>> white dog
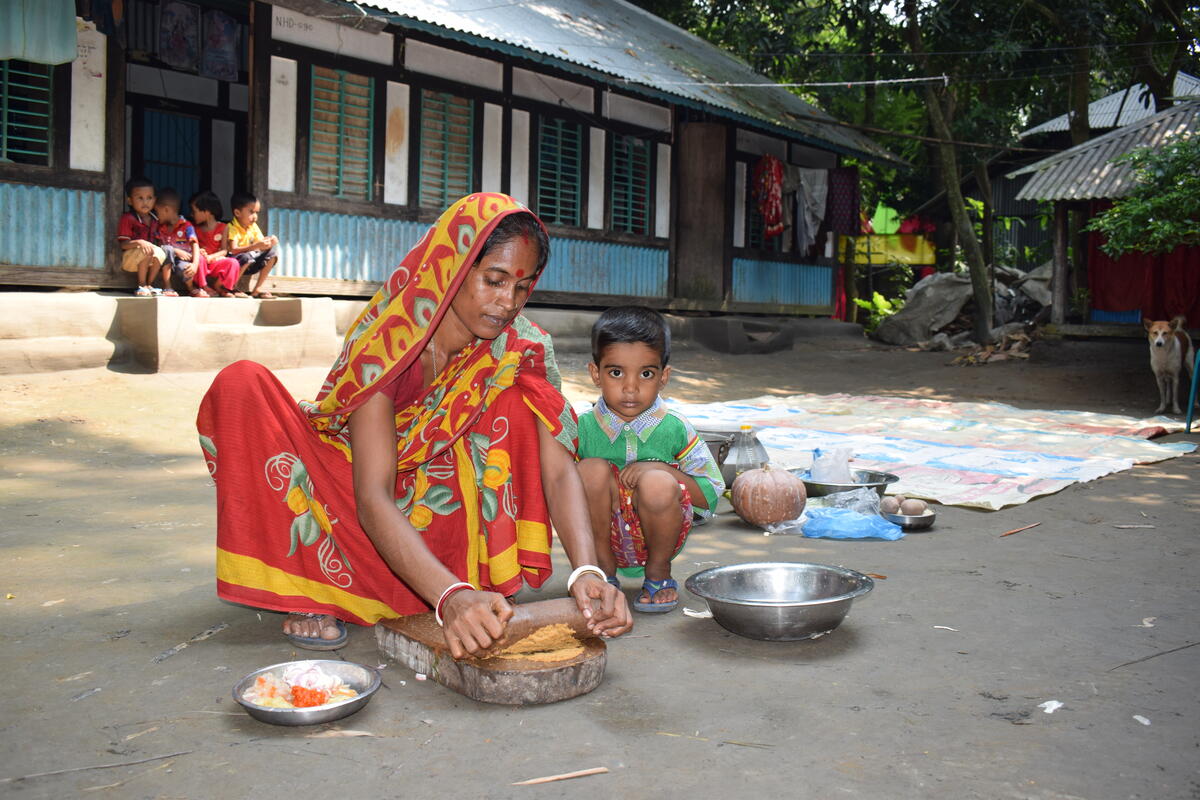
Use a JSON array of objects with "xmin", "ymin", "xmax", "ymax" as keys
[{"xmin": 1143, "ymin": 316, "xmax": 1195, "ymax": 415}]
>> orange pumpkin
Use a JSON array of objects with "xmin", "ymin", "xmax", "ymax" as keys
[{"xmin": 730, "ymin": 466, "xmax": 807, "ymax": 527}]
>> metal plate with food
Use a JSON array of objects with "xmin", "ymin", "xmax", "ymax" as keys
[{"xmin": 233, "ymin": 659, "xmax": 381, "ymax": 726}]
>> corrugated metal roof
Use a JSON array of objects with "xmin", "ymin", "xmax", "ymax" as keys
[
  {"xmin": 1008, "ymin": 100, "xmax": 1200, "ymax": 201},
  {"xmin": 343, "ymin": 0, "xmax": 902, "ymax": 165},
  {"xmin": 1019, "ymin": 73, "xmax": 1200, "ymax": 139}
]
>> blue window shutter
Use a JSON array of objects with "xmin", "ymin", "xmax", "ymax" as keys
[
  {"xmin": 0, "ymin": 60, "xmax": 53, "ymax": 166},
  {"xmin": 418, "ymin": 90, "xmax": 474, "ymax": 209},
  {"xmin": 309, "ymin": 66, "xmax": 374, "ymax": 201},
  {"xmin": 536, "ymin": 116, "xmax": 582, "ymax": 226}
]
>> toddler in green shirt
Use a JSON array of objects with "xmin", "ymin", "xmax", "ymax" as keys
[{"xmin": 576, "ymin": 306, "xmax": 724, "ymax": 613}]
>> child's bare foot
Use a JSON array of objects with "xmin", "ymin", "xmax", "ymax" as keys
[{"xmin": 283, "ymin": 613, "xmax": 347, "ymax": 650}]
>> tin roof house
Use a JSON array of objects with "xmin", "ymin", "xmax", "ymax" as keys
[{"xmin": 0, "ymin": 0, "xmax": 900, "ymax": 315}]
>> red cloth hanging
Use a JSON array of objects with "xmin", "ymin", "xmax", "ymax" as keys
[{"xmin": 751, "ymin": 155, "xmax": 785, "ymax": 239}]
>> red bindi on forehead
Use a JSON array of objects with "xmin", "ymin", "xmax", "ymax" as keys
[{"xmin": 515, "ymin": 269, "xmax": 526, "ymax": 277}]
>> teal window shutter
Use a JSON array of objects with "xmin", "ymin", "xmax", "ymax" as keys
[
  {"xmin": 0, "ymin": 60, "xmax": 53, "ymax": 166},
  {"xmin": 419, "ymin": 90, "xmax": 474, "ymax": 210},
  {"xmin": 610, "ymin": 134, "xmax": 651, "ymax": 235},
  {"xmin": 536, "ymin": 116, "xmax": 582, "ymax": 227},
  {"xmin": 309, "ymin": 66, "xmax": 374, "ymax": 201}
]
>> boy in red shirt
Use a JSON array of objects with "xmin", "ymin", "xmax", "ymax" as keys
[
  {"xmin": 188, "ymin": 190, "xmax": 243, "ymax": 297},
  {"xmin": 117, "ymin": 177, "xmax": 170, "ymax": 296},
  {"xmin": 152, "ymin": 188, "xmax": 205, "ymax": 297}
]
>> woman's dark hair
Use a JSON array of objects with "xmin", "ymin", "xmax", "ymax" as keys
[
  {"xmin": 591, "ymin": 305, "xmax": 671, "ymax": 366},
  {"xmin": 475, "ymin": 211, "xmax": 550, "ymax": 276},
  {"xmin": 189, "ymin": 189, "xmax": 224, "ymax": 219}
]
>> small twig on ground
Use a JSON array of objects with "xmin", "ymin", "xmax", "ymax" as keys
[
  {"xmin": 1, "ymin": 751, "xmax": 193, "ymax": 783},
  {"xmin": 1000, "ymin": 522, "xmax": 1041, "ymax": 537},
  {"xmin": 1108, "ymin": 641, "xmax": 1200, "ymax": 672},
  {"xmin": 512, "ymin": 767, "xmax": 608, "ymax": 786}
]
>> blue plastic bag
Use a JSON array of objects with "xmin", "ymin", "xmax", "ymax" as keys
[{"xmin": 801, "ymin": 507, "xmax": 904, "ymax": 540}]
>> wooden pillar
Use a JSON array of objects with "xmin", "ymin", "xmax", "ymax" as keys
[
  {"xmin": 103, "ymin": 32, "xmax": 126, "ymax": 276},
  {"xmin": 673, "ymin": 122, "xmax": 727, "ymax": 304},
  {"xmin": 1051, "ymin": 201, "xmax": 1068, "ymax": 324},
  {"xmin": 249, "ymin": 2, "xmax": 271, "ymax": 229}
]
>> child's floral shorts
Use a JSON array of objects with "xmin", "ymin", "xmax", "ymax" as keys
[{"xmin": 608, "ymin": 463, "xmax": 693, "ymax": 568}]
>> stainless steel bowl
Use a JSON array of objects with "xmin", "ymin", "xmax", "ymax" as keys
[
  {"xmin": 881, "ymin": 508, "xmax": 936, "ymax": 531},
  {"xmin": 684, "ymin": 562, "xmax": 874, "ymax": 641},
  {"xmin": 792, "ymin": 468, "xmax": 899, "ymax": 498},
  {"xmin": 233, "ymin": 659, "xmax": 381, "ymax": 726}
]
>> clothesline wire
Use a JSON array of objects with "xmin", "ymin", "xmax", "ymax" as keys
[{"xmin": 630, "ymin": 75, "xmax": 948, "ymax": 88}]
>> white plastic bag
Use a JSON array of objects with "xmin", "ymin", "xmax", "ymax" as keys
[{"xmin": 810, "ymin": 447, "xmax": 854, "ymax": 483}]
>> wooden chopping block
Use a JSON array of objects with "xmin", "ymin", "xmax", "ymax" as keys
[{"xmin": 374, "ymin": 598, "xmax": 607, "ymax": 706}]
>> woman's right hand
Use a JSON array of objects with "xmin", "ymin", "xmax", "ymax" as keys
[{"xmin": 440, "ymin": 589, "xmax": 514, "ymax": 658}]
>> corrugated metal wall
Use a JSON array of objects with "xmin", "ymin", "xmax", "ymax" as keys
[
  {"xmin": 732, "ymin": 258, "xmax": 833, "ymax": 307},
  {"xmin": 270, "ymin": 210, "xmax": 669, "ymax": 298},
  {"xmin": 538, "ymin": 237, "xmax": 668, "ymax": 298},
  {"xmin": 0, "ymin": 183, "xmax": 106, "ymax": 268},
  {"xmin": 272, "ymin": 207, "xmax": 428, "ymax": 282}
]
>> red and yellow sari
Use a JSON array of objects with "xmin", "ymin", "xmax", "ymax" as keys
[{"xmin": 196, "ymin": 194, "xmax": 576, "ymax": 625}]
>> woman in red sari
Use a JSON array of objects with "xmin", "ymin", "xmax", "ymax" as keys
[{"xmin": 197, "ymin": 193, "xmax": 631, "ymax": 657}]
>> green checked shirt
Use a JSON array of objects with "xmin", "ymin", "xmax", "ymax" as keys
[{"xmin": 577, "ymin": 396, "xmax": 724, "ymax": 517}]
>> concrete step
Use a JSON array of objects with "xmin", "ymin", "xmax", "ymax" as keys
[
  {"xmin": 0, "ymin": 292, "xmax": 120, "ymax": 340},
  {"xmin": 0, "ymin": 335, "xmax": 128, "ymax": 374}
]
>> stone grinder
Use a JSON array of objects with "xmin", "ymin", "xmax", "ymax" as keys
[{"xmin": 375, "ymin": 597, "xmax": 607, "ymax": 705}]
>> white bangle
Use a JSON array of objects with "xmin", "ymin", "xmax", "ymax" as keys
[
  {"xmin": 434, "ymin": 581, "xmax": 474, "ymax": 627},
  {"xmin": 566, "ymin": 564, "xmax": 607, "ymax": 592}
]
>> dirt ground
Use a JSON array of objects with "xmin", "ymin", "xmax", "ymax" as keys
[{"xmin": 2, "ymin": 322, "xmax": 1198, "ymax": 799}]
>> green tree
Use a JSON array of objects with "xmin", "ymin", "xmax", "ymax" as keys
[{"xmin": 1086, "ymin": 134, "xmax": 1200, "ymax": 256}]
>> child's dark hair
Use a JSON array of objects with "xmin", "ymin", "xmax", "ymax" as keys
[
  {"xmin": 189, "ymin": 189, "xmax": 224, "ymax": 219},
  {"xmin": 476, "ymin": 211, "xmax": 550, "ymax": 275},
  {"xmin": 591, "ymin": 306, "xmax": 671, "ymax": 366},
  {"xmin": 124, "ymin": 176, "xmax": 154, "ymax": 196},
  {"xmin": 230, "ymin": 191, "xmax": 257, "ymax": 212},
  {"xmin": 155, "ymin": 187, "xmax": 181, "ymax": 211}
]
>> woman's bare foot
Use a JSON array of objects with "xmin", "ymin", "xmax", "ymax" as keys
[{"xmin": 283, "ymin": 613, "xmax": 343, "ymax": 642}]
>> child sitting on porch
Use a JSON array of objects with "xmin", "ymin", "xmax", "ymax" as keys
[
  {"xmin": 575, "ymin": 306, "xmax": 724, "ymax": 613},
  {"xmin": 117, "ymin": 177, "xmax": 170, "ymax": 297},
  {"xmin": 188, "ymin": 190, "xmax": 243, "ymax": 297},
  {"xmin": 227, "ymin": 191, "xmax": 280, "ymax": 299},
  {"xmin": 152, "ymin": 188, "xmax": 209, "ymax": 297}
]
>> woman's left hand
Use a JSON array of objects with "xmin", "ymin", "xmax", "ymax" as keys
[{"xmin": 569, "ymin": 573, "xmax": 632, "ymax": 638}]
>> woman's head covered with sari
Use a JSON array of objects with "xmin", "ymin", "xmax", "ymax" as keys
[{"xmin": 303, "ymin": 193, "xmax": 563, "ymax": 456}]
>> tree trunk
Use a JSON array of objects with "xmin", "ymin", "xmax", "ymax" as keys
[
  {"xmin": 973, "ymin": 162, "xmax": 995, "ymax": 270},
  {"xmin": 905, "ymin": 0, "xmax": 993, "ymax": 343}
]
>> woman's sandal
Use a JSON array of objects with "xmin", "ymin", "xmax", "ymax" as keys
[
  {"xmin": 633, "ymin": 577, "xmax": 679, "ymax": 613},
  {"xmin": 285, "ymin": 613, "xmax": 348, "ymax": 651},
  {"xmin": 606, "ymin": 575, "xmax": 621, "ymax": 589}
]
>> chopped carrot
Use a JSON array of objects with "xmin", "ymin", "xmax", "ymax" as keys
[{"xmin": 291, "ymin": 686, "xmax": 330, "ymax": 707}]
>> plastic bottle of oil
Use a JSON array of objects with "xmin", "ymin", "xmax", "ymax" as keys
[{"xmin": 732, "ymin": 424, "xmax": 769, "ymax": 476}]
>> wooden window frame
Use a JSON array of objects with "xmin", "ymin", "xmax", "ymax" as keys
[
  {"xmin": 415, "ymin": 87, "xmax": 477, "ymax": 211},
  {"xmin": 534, "ymin": 113, "xmax": 584, "ymax": 228},
  {"xmin": 307, "ymin": 64, "xmax": 375, "ymax": 202}
]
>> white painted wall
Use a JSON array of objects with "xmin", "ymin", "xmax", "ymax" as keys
[
  {"xmin": 513, "ymin": 68, "xmax": 593, "ymax": 113},
  {"xmin": 405, "ymin": 40, "xmax": 502, "ymax": 91},
  {"xmin": 482, "ymin": 102, "xmax": 502, "ymax": 194},
  {"xmin": 271, "ymin": 6, "xmax": 392, "ymax": 65},
  {"xmin": 267, "ymin": 56, "xmax": 297, "ymax": 193},
  {"xmin": 127, "ymin": 64, "xmax": 218, "ymax": 106},
  {"xmin": 211, "ymin": 120, "xmax": 235, "ymax": 211},
  {"xmin": 655, "ymin": 142, "xmax": 671, "ymax": 238},
  {"xmin": 383, "ymin": 81, "xmax": 410, "ymax": 205},
  {"xmin": 587, "ymin": 127, "xmax": 604, "ymax": 229},
  {"xmin": 509, "ymin": 109, "xmax": 530, "ymax": 205},
  {"xmin": 604, "ymin": 92, "xmax": 671, "ymax": 132},
  {"xmin": 69, "ymin": 21, "xmax": 106, "ymax": 172},
  {"xmin": 733, "ymin": 161, "xmax": 746, "ymax": 248}
]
